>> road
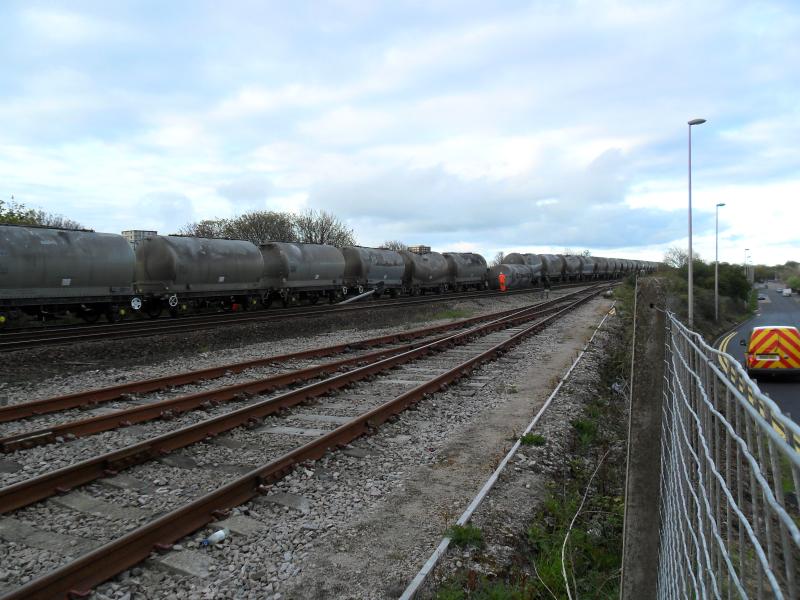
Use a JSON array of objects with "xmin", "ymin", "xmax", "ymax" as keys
[{"xmin": 716, "ymin": 281, "xmax": 800, "ymax": 418}]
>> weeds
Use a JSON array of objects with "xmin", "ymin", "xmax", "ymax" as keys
[
  {"xmin": 432, "ymin": 309, "xmax": 472, "ymax": 320},
  {"xmin": 572, "ymin": 418, "xmax": 598, "ymax": 449},
  {"xmin": 448, "ymin": 524, "xmax": 484, "ymax": 548},
  {"xmin": 520, "ymin": 433, "xmax": 546, "ymax": 447}
]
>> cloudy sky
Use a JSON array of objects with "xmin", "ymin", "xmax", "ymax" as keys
[{"xmin": 1, "ymin": 0, "xmax": 798, "ymax": 264}]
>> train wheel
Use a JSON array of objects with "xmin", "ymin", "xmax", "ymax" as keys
[
  {"xmin": 81, "ymin": 308, "xmax": 100, "ymax": 323},
  {"xmin": 145, "ymin": 302, "xmax": 162, "ymax": 319},
  {"xmin": 309, "ymin": 293, "xmax": 319, "ymax": 305},
  {"xmin": 105, "ymin": 306, "xmax": 123, "ymax": 323},
  {"xmin": 262, "ymin": 294, "xmax": 273, "ymax": 309}
]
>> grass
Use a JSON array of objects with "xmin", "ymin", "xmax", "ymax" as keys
[
  {"xmin": 447, "ymin": 524, "xmax": 484, "ymax": 548},
  {"xmin": 431, "ymin": 309, "xmax": 472, "ymax": 320},
  {"xmin": 520, "ymin": 433, "xmax": 546, "ymax": 447},
  {"xmin": 572, "ymin": 418, "xmax": 598, "ymax": 449}
]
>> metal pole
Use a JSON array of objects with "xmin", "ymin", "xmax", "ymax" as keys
[
  {"xmin": 686, "ymin": 118, "xmax": 706, "ymax": 329},
  {"xmin": 688, "ymin": 124, "xmax": 694, "ymax": 329},
  {"xmin": 715, "ymin": 205, "xmax": 720, "ymax": 322}
]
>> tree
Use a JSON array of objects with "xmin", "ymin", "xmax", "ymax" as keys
[
  {"xmin": 293, "ymin": 209, "xmax": 356, "ymax": 246},
  {"xmin": 380, "ymin": 240, "xmax": 407, "ymax": 251},
  {"xmin": 30, "ymin": 210, "xmax": 83, "ymax": 230},
  {"xmin": 491, "ymin": 251, "xmax": 505, "ymax": 267},
  {"xmin": 1, "ymin": 197, "xmax": 83, "ymax": 229},
  {"xmin": 178, "ymin": 219, "xmax": 229, "ymax": 238},
  {"xmin": 227, "ymin": 211, "xmax": 296, "ymax": 244},
  {"xmin": 663, "ymin": 247, "xmax": 701, "ymax": 269}
]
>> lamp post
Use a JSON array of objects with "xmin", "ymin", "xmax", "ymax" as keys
[
  {"xmin": 744, "ymin": 248, "xmax": 751, "ymax": 283},
  {"xmin": 687, "ymin": 118, "xmax": 706, "ymax": 329},
  {"xmin": 714, "ymin": 202, "xmax": 725, "ymax": 322}
]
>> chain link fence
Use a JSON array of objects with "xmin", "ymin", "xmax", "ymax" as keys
[{"xmin": 658, "ymin": 313, "xmax": 800, "ymax": 599}]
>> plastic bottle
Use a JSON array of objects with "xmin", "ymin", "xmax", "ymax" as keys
[{"xmin": 201, "ymin": 528, "xmax": 230, "ymax": 546}]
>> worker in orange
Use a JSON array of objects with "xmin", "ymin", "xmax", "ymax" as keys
[{"xmin": 498, "ymin": 271, "xmax": 507, "ymax": 292}]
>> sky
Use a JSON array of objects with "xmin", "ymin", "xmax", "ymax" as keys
[{"xmin": 0, "ymin": 0, "xmax": 798, "ymax": 265}]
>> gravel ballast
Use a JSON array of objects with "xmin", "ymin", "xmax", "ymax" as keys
[{"xmin": 0, "ymin": 288, "xmax": 616, "ymax": 599}]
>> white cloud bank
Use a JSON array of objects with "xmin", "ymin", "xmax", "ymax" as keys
[{"xmin": 0, "ymin": 0, "xmax": 797, "ymax": 265}]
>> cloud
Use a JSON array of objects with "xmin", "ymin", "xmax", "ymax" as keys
[
  {"xmin": 0, "ymin": 1, "xmax": 797, "ymax": 265},
  {"xmin": 217, "ymin": 177, "xmax": 274, "ymax": 207}
]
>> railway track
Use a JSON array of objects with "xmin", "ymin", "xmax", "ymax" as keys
[
  {"xmin": 0, "ymin": 283, "xmax": 611, "ymax": 599},
  {"xmin": 0, "ymin": 280, "xmax": 606, "ymax": 352}
]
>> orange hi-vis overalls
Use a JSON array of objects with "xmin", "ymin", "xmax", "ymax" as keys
[{"xmin": 498, "ymin": 272, "xmax": 507, "ymax": 292}]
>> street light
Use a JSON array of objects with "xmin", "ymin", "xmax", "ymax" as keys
[
  {"xmin": 687, "ymin": 117, "xmax": 706, "ymax": 329},
  {"xmin": 715, "ymin": 202, "xmax": 726, "ymax": 322},
  {"xmin": 744, "ymin": 248, "xmax": 751, "ymax": 282}
]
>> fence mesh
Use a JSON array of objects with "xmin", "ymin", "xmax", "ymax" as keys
[{"xmin": 658, "ymin": 313, "xmax": 800, "ymax": 599}]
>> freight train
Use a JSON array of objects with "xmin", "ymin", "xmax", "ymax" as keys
[{"xmin": 0, "ymin": 224, "xmax": 658, "ymax": 326}]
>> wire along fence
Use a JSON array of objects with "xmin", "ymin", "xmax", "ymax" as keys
[{"xmin": 659, "ymin": 313, "xmax": 800, "ymax": 599}]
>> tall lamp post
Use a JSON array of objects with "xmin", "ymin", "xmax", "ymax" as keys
[
  {"xmin": 744, "ymin": 248, "xmax": 751, "ymax": 282},
  {"xmin": 687, "ymin": 118, "xmax": 707, "ymax": 329},
  {"xmin": 714, "ymin": 202, "xmax": 726, "ymax": 322}
]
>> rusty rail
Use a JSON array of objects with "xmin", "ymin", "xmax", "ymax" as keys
[
  {"xmin": 0, "ymin": 282, "xmax": 606, "ymax": 600},
  {"xmin": 0, "ymin": 280, "xmax": 604, "ymax": 352},
  {"xmin": 0, "ymin": 287, "xmax": 606, "ymax": 515},
  {"xmin": 0, "ymin": 296, "xmax": 569, "ymax": 424}
]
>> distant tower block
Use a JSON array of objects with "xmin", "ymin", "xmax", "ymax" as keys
[
  {"xmin": 122, "ymin": 230, "xmax": 157, "ymax": 249},
  {"xmin": 407, "ymin": 245, "xmax": 431, "ymax": 255}
]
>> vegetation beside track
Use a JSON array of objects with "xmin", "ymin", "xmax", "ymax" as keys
[
  {"xmin": 429, "ymin": 284, "xmax": 634, "ymax": 599},
  {"xmin": 654, "ymin": 263, "xmax": 753, "ymax": 341}
]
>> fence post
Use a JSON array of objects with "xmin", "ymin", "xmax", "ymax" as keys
[{"xmin": 621, "ymin": 277, "xmax": 666, "ymax": 600}]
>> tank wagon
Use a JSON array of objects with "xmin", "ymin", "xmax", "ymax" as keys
[
  {"xmin": 538, "ymin": 254, "xmax": 565, "ymax": 284},
  {"xmin": 593, "ymin": 257, "xmax": 609, "ymax": 279},
  {"xmin": 487, "ymin": 264, "xmax": 533, "ymax": 290},
  {"xmin": 399, "ymin": 250, "xmax": 450, "ymax": 294},
  {"xmin": 444, "ymin": 252, "xmax": 488, "ymax": 291},
  {"xmin": 561, "ymin": 255, "xmax": 581, "ymax": 281},
  {"xmin": 341, "ymin": 246, "xmax": 405, "ymax": 297},
  {"xmin": 259, "ymin": 242, "xmax": 346, "ymax": 306},
  {"xmin": 0, "ymin": 224, "xmax": 136, "ymax": 323},
  {"xmin": 503, "ymin": 253, "xmax": 543, "ymax": 284},
  {"xmin": 578, "ymin": 256, "xmax": 596, "ymax": 280},
  {"xmin": 0, "ymin": 222, "xmax": 658, "ymax": 327},
  {"xmin": 134, "ymin": 235, "xmax": 264, "ymax": 316}
]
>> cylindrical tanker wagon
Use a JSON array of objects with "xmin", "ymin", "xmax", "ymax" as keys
[
  {"xmin": 443, "ymin": 252, "xmax": 488, "ymax": 291},
  {"xmin": 578, "ymin": 256, "xmax": 595, "ymax": 280},
  {"xmin": 593, "ymin": 257, "xmax": 609, "ymax": 279},
  {"xmin": 399, "ymin": 250, "xmax": 450, "ymax": 294},
  {"xmin": 134, "ymin": 235, "xmax": 264, "ymax": 316},
  {"xmin": 0, "ymin": 224, "xmax": 136, "ymax": 323},
  {"xmin": 562, "ymin": 255, "xmax": 581, "ymax": 281},
  {"xmin": 503, "ymin": 253, "xmax": 542, "ymax": 284},
  {"xmin": 260, "ymin": 242, "xmax": 346, "ymax": 306},
  {"xmin": 488, "ymin": 264, "xmax": 533, "ymax": 290},
  {"xmin": 537, "ymin": 254, "xmax": 565, "ymax": 284},
  {"xmin": 342, "ymin": 246, "xmax": 405, "ymax": 297}
]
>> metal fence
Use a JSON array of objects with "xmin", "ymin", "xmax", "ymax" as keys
[{"xmin": 658, "ymin": 313, "xmax": 800, "ymax": 599}]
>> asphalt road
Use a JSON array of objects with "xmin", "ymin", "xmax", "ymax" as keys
[{"xmin": 716, "ymin": 281, "xmax": 800, "ymax": 418}]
